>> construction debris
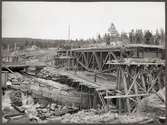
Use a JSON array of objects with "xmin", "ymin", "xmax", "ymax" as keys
[
  {"xmin": 47, "ymin": 109, "xmax": 119, "ymax": 123},
  {"xmin": 10, "ymin": 91, "xmax": 23, "ymax": 106},
  {"xmin": 9, "ymin": 72, "xmax": 91, "ymax": 108},
  {"xmin": 2, "ymin": 89, "xmax": 79, "ymax": 123},
  {"xmin": 137, "ymin": 87, "xmax": 165, "ymax": 120}
]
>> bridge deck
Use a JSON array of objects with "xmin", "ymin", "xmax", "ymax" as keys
[
  {"xmin": 71, "ymin": 44, "xmax": 164, "ymax": 52},
  {"xmin": 106, "ymin": 58, "xmax": 165, "ymax": 66}
]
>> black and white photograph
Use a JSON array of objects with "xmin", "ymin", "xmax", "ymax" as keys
[{"xmin": 1, "ymin": 1, "xmax": 166, "ymax": 124}]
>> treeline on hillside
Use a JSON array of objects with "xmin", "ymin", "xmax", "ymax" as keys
[
  {"xmin": 2, "ymin": 37, "xmax": 97, "ymax": 51},
  {"xmin": 2, "ymin": 38, "xmax": 72, "ymax": 50},
  {"xmin": 2, "ymin": 23, "xmax": 165, "ymax": 51}
]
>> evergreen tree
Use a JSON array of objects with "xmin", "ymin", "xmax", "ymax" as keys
[
  {"xmin": 135, "ymin": 29, "xmax": 143, "ymax": 44},
  {"xmin": 120, "ymin": 32, "xmax": 129, "ymax": 42},
  {"xmin": 129, "ymin": 29, "xmax": 135, "ymax": 43},
  {"xmin": 144, "ymin": 30, "xmax": 153, "ymax": 44},
  {"xmin": 154, "ymin": 29, "xmax": 161, "ymax": 45},
  {"xmin": 97, "ymin": 34, "xmax": 102, "ymax": 43},
  {"xmin": 160, "ymin": 28, "xmax": 165, "ymax": 46},
  {"xmin": 104, "ymin": 33, "xmax": 111, "ymax": 45}
]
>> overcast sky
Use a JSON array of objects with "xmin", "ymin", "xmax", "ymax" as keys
[{"xmin": 2, "ymin": 2, "xmax": 165, "ymax": 40}]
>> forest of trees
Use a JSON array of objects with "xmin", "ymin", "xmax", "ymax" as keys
[
  {"xmin": 95, "ymin": 23, "xmax": 165, "ymax": 46},
  {"xmin": 1, "ymin": 23, "xmax": 165, "ymax": 51}
]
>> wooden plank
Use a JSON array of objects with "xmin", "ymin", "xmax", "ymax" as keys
[
  {"xmin": 104, "ymin": 94, "xmax": 148, "ymax": 99},
  {"xmin": 5, "ymin": 67, "xmax": 14, "ymax": 73},
  {"xmin": 106, "ymin": 62, "xmax": 165, "ymax": 66},
  {"xmin": 100, "ymin": 67, "xmax": 117, "ymax": 73},
  {"xmin": 96, "ymin": 88, "xmax": 109, "ymax": 91}
]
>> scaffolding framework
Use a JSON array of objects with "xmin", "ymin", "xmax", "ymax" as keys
[{"xmin": 69, "ymin": 44, "xmax": 165, "ymax": 113}]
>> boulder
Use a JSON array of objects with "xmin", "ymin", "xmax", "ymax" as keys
[{"xmin": 137, "ymin": 87, "xmax": 165, "ymax": 118}]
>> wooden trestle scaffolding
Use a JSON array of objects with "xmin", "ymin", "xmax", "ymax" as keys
[
  {"xmin": 56, "ymin": 44, "xmax": 165, "ymax": 113},
  {"xmin": 104, "ymin": 63, "xmax": 165, "ymax": 113}
]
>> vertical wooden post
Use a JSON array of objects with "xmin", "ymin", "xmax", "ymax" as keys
[
  {"xmin": 100, "ymin": 52, "xmax": 103, "ymax": 71},
  {"xmin": 141, "ymin": 67, "xmax": 147, "ymax": 93},
  {"xmin": 120, "ymin": 48, "xmax": 123, "ymax": 60},
  {"xmin": 142, "ymin": 48, "xmax": 144, "ymax": 58},
  {"xmin": 92, "ymin": 53, "xmax": 95, "ymax": 71},
  {"xmin": 93, "ymin": 90, "xmax": 97, "ymax": 109},
  {"xmin": 116, "ymin": 66, "xmax": 122, "ymax": 114},
  {"xmin": 163, "ymin": 69, "xmax": 165, "ymax": 87},
  {"xmin": 7, "ymin": 44, "xmax": 10, "ymax": 62},
  {"xmin": 89, "ymin": 88, "xmax": 92, "ymax": 109},
  {"xmin": 75, "ymin": 53, "xmax": 78, "ymax": 73},
  {"xmin": 108, "ymin": 52, "xmax": 111, "ymax": 70},
  {"xmin": 94, "ymin": 73, "xmax": 97, "ymax": 82},
  {"xmin": 158, "ymin": 67, "xmax": 162, "ymax": 89},
  {"xmin": 80, "ymin": 85, "xmax": 82, "ymax": 109},
  {"xmin": 137, "ymin": 48, "xmax": 139, "ymax": 58},
  {"xmin": 133, "ymin": 66, "xmax": 140, "ymax": 105},
  {"xmin": 122, "ymin": 68, "xmax": 130, "ymax": 113},
  {"xmin": 87, "ymin": 88, "xmax": 90, "ymax": 109},
  {"xmin": 106, "ymin": 89, "xmax": 109, "ymax": 111},
  {"xmin": 87, "ymin": 52, "xmax": 89, "ymax": 69},
  {"xmin": 83, "ymin": 52, "xmax": 88, "ymax": 69}
]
